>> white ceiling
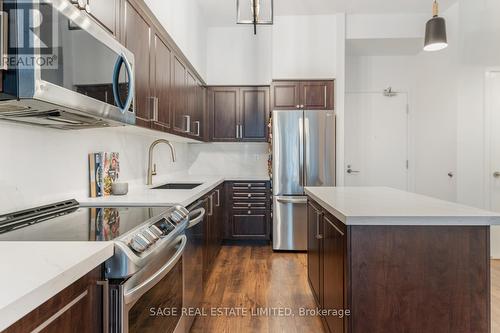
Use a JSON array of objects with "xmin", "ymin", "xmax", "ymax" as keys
[{"xmin": 198, "ymin": 0, "xmax": 458, "ymax": 26}]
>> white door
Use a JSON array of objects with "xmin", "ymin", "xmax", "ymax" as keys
[
  {"xmin": 487, "ymin": 71, "xmax": 500, "ymax": 259},
  {"xmin": 345, "ymin": 92, "xmax": 409, "ymax": 190}
]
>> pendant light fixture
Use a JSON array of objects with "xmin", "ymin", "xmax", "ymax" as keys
[
  {"xmin": 236, "ymin": 0, "xmax": 273, "ymax": 35},
  {"xmin": 424, "ymin": 0, "xmax": 448, "ymax": 51}
]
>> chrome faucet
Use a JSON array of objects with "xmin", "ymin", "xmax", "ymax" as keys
[{"xmin": 147, "ymin": 139, "xmax": 176, "ymax": 185}]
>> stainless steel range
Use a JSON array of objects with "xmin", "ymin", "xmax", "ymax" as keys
[{"xmin": 0, "ymin": 199, "xmax": 205, "ymax": 333}]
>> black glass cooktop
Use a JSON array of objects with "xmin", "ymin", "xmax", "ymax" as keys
[{"xmin": 0, "ymin": 200, "xmax": 170, "ymax": 241}]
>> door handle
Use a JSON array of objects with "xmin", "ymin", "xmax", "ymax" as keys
[
  {"xmin": 315, "ymin": 213, "xmax": 323, "ymax": 240},
  {"xmin": 346, "ymin": 165, "xmax": 360, "ymax": 174},
  {"xmin": 494, "ymin": 171, "xmax": 500, "ymax": 178},
  {"xmin": 277, "ymin": 197, "xmax": 307, "ymax": 204},
  {"xmin": 236, "ymin": 125, "xmax": 239, "ymax": 139},
  {"xmin": 187, "ymin": 207, "xmax": 205, "ymax": 229},
  {"xmin": 184, "ymin": 115, "xmax": 191, "ymax": 133}
]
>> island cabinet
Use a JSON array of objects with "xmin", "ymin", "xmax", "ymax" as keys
[
  {"xmin": 307, "ymin": 194, "xmax": 491, "ymax": 333},
  {"xmin": 271, "ymin": 80, "xmax": 334, "ymax": 110},
  {"xmin": 224, "ymin": 181, "xmax": 271, "ymax": 240},
  {"xmin": 5, "ymin": 267, "xmax": 105, "ymax": 333},
  {"xmin": 208, "ymin": 86, "xmax": 270, "ymax": 142},
  {"xmin": 307, "ymin": 200, "xmax": 347, "ymax": 333}
]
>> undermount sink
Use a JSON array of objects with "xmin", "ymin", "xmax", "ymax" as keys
[{"xmin": 152, "ymin": 183, "xmax": 203, "ymax": 190}]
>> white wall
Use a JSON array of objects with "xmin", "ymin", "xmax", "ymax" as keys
[
  {"xmin": 272, "ymin": 15, "xmax": 337, "ymax": 79},
  {"xmin": 143, "ymin": 0, "xmax": 208, "ymax": 79},
  {"xmin": 187, "ymin": 143, "xmax": 269, "ymax": 177},
  {"xmin": 346, "ymin": 13, "xmax": 427, "ymax": 40},
  {"xmin": 206, "ymin": 26, "xmax": 272, "ymax": 85},
  {"xmin": 0, "ymin": 123, "xmax": 190, "ymax": 214}
]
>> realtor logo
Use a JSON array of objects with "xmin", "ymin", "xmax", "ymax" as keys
[{"xmin": 3, "ymin": 0, "xmax": 59, "ymax": 69}]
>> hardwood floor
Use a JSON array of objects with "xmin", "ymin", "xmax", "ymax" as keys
[
  {"xmin": 190, "ymin": 244, "xmax": 325, "ymax": 333},
  {"xmin": 493, "ymin": 260, "xmax": 500, "ymax": 333},
  {"xmin": 190, "ymin": 247, "xmax": 500, "ymax": 333}
]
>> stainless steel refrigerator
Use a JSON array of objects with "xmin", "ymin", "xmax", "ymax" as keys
[{"xmin": 272, "ymin": 109, "xmax": 336, "ymax": 251}]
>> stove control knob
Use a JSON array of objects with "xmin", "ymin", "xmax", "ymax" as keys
[
  {"xmin": 129, "ymin": 234, "xmax": 150, "ymax": 253},
  {"xmin": 149, "ymin": 225, "xmax": 164, "ymax": 237},
  {"xmin": 169, "ymin": 207, "xmax": 189, "ymax": 224},
  {"xmin": 143, "ymin": 229, "xmax": 159, "ymax": 243}
]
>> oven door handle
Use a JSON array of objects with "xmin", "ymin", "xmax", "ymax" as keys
[
  {"xmin": 123, "ymin": 235, "xmax": 187, "ymax": 305},
  {"xmin": 187, "ymin": 207, "xmax": 205, "ymax": 229}
]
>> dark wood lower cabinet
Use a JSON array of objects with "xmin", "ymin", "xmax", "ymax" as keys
[
  {"xmin": 224, "ymin": 181, "xmax": 271, "ymax": 240},
  {"xmin": 307, "ymin": 197, "xmax": 490, "ymax": 333},
  {"xmin": 5, "ymin": 267, "xmax": 103, "ymax": 333},
  {"xmin": 203, "ymin": 185, "xmax": 224, "ymax": 281}
]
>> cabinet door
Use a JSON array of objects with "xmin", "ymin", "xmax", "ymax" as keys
[
  {"xmin": 151, "ymin": 34, "xmax": 172, "ymax": 131},
  {"xmin": 5, "ymin": 267, "xmax": 103, "ymax": 333},
  {"xmin": 271, "ymin": 81, "xmax": 300, "ymax": 110},
  {"xmin": 300, "ymin": 81, "xmax": 334, "ymax": 110},
  {"xmin": 240, "ymin": 87, "xmax": 269, "ymax": 142},
  {"xmin": 193, "ymin": 83, "xmax": 206, "ymax": 139},
  {"xmin": 307, "ymin": 200, "xmax": 323, "ymax": 306},
  {"xmin": 172, "ymin": 56, "xmax": 187, "ymax": 133},
  {"xmin": 323, "ymin": 214, "xmax": 346, "ymax": 333},
  {"xmin": 230, "ymin": 210, "xmax": 268, "ymax": 239},
  {"xmin": 124, "ymin": 1, "xmax": 151, "ymax": 127},
  {"xmin": 87, "ymin": 0, "xmax": 118, "ymax": 36},
  {"xmin": 209, "ymin": 87, "xmax": 240, "ymax": 141},
  {"xmin": 186, "ymin": 70, "xmax": 197, "ymax": 136}
]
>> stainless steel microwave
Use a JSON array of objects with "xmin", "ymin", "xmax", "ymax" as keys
[{"xmin": 0, "ymin": 0, "xmax": 135, "ymax": 129}]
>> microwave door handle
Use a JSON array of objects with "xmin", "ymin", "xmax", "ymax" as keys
[
  {"xmin": 112, "ymin": 53, "xmax": 135, "ymax": 114},
  {"xmin": 123, "ymin": 235, "xmax": 187, "ymax": 305}
]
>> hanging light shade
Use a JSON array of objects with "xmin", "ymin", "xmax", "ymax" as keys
[
  {"xmin": 424, "ymin": 0, "xmax": 448, "ymax": 51},
  {"xmin": 236, "ymin": 0, "xmax": 273, "ymax": 35}
]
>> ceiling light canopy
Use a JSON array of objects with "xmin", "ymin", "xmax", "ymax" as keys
[
  {"xmin": 424, "ymin": 0, "xmax": 448, "ymax": 52},
  {"xmin": 236, "ymin": 0, "xmax": 273, "ymax": 35}
]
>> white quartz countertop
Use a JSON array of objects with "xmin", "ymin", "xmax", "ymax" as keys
[
  {"xmin": 305, "ymin": 187, "xmax": 500, "ymax": 225},
  {"xmin": 0, "ymin": 242, "xmax": 114, "ymax": 331},
  {"xmin": 78, "ymin": 174, "xmax": 270, "ymax": 207}
]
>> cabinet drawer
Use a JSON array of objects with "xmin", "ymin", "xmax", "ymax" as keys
[
  {"xmin": 233, "ymin": 192, "xmax": 268, "ymax": 201},
  {"xmin": 232, "ymin": 182, "xmax": 268, "ymax": 191},
  {"xmin": 233, "ymin": 202, "xmax": 267, "ymax": 210},
  {"xmin": 231, "ymin": 210, "xmax": 268, "ymax": 239}
]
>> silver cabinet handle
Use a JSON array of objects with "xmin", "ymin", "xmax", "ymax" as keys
[
  {"xmin": 236, "ymin": 125, "xmax": 239, "ymax": 139},
  {"xmin": 0, "ymin": 12, "xmax": 8, "ymax": 70},
  {"xmin": 315, "ymin": 211, "xmax": 323, "ymax": 240},
  {"xmin": 194, "ymin": 121, "xmax": 201, "ymax": 136},
  {"xmin": 215, "ymin": 189, "xmax": 220, "ymax": 207},
  {"xmin": 208, "ymin": 193, "xmax": 214, "ymax": 216},
  {"xmin": 150, "ymin": 97, "xmax": 159, "ymax": 122},
  {"xmin": 239, "ymin": 124, "xmax": 243, "ymax": 138},
  {"xmin": 296, "ymin": 105, "xmax": 300, "ymax": 109},
  {"xmin": 184, "ymin": 115, "xmax": 191, "ymax": 133},
  {"xmin": 299, "ymin": 116, "xmax": 304, "ymax": 186},
  {"xmin": 277, "ymin": 197, "xmax": 307, "ymax": 204},
  {"xmin": 96, "ymin": 280, "xmax": 109, "ymax": 333},
  {"xmin": 124, "ymin": 235, "xmax": 187, "ymax": 305}
]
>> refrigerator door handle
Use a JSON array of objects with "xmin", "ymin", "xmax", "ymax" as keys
[
  {"xmin": 299, "ymin": 115, "xmax": 304, "ymax": 186},
  {"xmin": 276, "ymin": 197, "xmax": 307, "ymax": 204}
]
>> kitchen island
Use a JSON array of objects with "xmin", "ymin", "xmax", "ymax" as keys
[{"xmin": 304, "ymin": 187, "xmax": 500, "ymax": 333}]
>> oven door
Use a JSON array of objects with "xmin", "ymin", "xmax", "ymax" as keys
[
  {"xmin": 113, "ymin": 235, "xmax": 187, "ymax": 333},
  {"xmin": 5, "ymin": 0, "xmax": 135, "ymax": 125}
]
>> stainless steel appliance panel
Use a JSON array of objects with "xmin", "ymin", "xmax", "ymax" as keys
[
  {"xmin": 272, "ymin": 196, "xmax": 307, "ymax": 251},
  {"xmin": 272, "ymin": 110, "xmax": 304, "ymax": 196},
  {"xmin": 304, "ymin": 110, "xmax": 336, "ymax": 187}
]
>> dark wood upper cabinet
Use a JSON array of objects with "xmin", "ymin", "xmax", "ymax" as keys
[
  {"xmin": 172, "ymin": 56, "xmax": 188, "ymax": 133},
  {"xmin": 87, "ymin": 0, "xmax": 119, "ymax": 37},
  {"xmin": 301, "ymin": 81, "xmax": 334, "ymax": 110},
  {"xmin": 209, "ymin": 87, "xmax": 239, "ymax": 142},
  {"xmin": 150, "ymin": 33, "xmax": 172, "ymax": 131},
  {"xmin": 209, "ymin": 86, "xmax": 269, "ymax": 142},
  {"xmin": 240, "ymin": 87, "xmax": 269, "ymax": 142},
  {"xmin": 123, "ymin": 0, "xmax": 152, "ymax": 127},
  {"xmin": 272, "ymin": 80, "xmax": 334, "ymax": 110},
  {"xmin": 271, "ymin": 81, "xmax": 300, "ymax": 110}
]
